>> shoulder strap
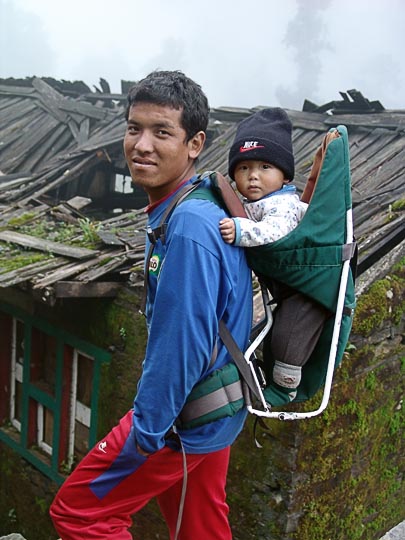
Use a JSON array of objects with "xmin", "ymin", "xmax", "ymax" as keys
[
  {"xmin": 211, "ymin": 172, "xmax": 247, "ymax": 218},
  {"xmin": 141, "ymin": 171, "xmax": 237, "ymax": 308},
  {"xmin": 139, "ymin": 179, "xmax": 203, "ymax": 315},
  {"xmin": 140, "ymin": 174, "xmax": 230, "ymax": 314},
  {"xmin": 301, "ymin": 128, "xmax": 340, "ymax": 204}
]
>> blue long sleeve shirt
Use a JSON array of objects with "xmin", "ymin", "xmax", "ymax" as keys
[{"xmin": 133, "ymin": 176, "xmax": 253, "ymax": 454}]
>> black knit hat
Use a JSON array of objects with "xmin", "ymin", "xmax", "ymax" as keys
[{"xmin": 228, "ymin": 108, "xmax": 295, "ymax": 181}]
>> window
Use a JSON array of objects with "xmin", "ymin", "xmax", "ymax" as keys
[
  {"xmin": 0, "ymin": 306, "xmax": 110, "ymax": 484},
  {"xmin": 31, "ymin": 330, "xmax": 57, "ymax": 396},
  {"xmin": 37, "ymin": 404, "xmax": 54, "ymax": 455},
  {"xmin": 115, "ymin": 174, "xmax": 134, "ymax": 194}
]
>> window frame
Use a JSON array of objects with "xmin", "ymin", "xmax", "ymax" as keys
[
  {"xmin": 67, "ymin": 349, "xmax": 93, "ymax": 468},
  {"xmin": 10, "ymin": 317, "xmax": 24, "ymax": 431}
]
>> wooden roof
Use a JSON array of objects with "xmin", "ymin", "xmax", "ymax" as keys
[{"xmin": 0, "ymin": 79, "xmax": 404, "ymax": 303}]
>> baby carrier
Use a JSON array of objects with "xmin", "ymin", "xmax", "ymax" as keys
[
  {"xmin": 143, "ymin": 125, "xmax": 356, "ymax": 422},
  {"xmin": 241, "ymin": 124, "xmax": 356, "ymax": 419}
]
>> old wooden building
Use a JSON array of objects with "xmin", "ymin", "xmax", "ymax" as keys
[{"xmin": 0, "ymin": 78, "xmax": 404, "ymax": 540}]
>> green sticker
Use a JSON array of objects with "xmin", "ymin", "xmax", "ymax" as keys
[{"xmin": 149, "ymin": 254, "xmax": 161, "ymax": 276}]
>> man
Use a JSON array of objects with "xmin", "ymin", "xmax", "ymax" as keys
[{"xmin": 50, "ymin": 70, "xmax": 253, "ymax": 540}]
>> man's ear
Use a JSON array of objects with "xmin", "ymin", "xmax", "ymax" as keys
[{"xmin": 188, "ymin": 131, "xmax": 206, "ymax": 159}]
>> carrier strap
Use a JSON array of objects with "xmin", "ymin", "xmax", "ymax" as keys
[
  {"xmin": 218, "ymin": 320, "xmax": 262, "ymax": 401},
  {"xmin": 177, "ymin": 362, "xmax": 244, "ymax": 429},
  {"xmin": 141, "ymin": 172, "xmax": 245, "ymax": 315},
  {"xmin": 177, "ymin": 320, "xmax": 263, "ymax": 429},
  {"xmin": 140, "ymin": 172, "xmax": 262, "ymax": 428}
]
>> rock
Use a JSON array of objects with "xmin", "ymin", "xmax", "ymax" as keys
[{"xmin": 380, "ymin": 521, "xmax": 405, "ymax": 539}]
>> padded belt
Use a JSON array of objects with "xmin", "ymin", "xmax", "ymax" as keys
[
  {"xmin": 180, "ymin": 380, "xmax": 243, "ymax": 423},
  {"xmin": 177, "ymin": 362, "xmax": 245, "ymax": 429}
]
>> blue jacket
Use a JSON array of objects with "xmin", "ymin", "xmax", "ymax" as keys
[{"xmin": 133, "ymin": 176, "xmax": 253, "ymax": 454}]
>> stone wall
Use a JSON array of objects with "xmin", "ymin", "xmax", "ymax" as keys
[
  {"xmin": 227, "ymin": 257, "xmax": 405, "ymax": 539},
  {"xmin": 0, "ymin": 260, "xmax": 403, "ymax": 539},
  {"xmin": 0, "ymin": 445, "xmax": 58, "ymax": 539}
]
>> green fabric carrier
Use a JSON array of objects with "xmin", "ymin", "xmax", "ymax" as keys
[
  {"xmin": 248, "ymin": 126, "xmax": 353, "ymax": 312},
  {"xmin": 248, "ymin": 125, "xmax": 356, "ymax": 402}
]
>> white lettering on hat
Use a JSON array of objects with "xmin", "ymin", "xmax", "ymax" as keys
[{"xmin": 239, "ymin": 141, "xmax": 265, "ymax": 153}]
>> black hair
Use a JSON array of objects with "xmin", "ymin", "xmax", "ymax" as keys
[{"xmin": 125, "ymin": 70, "xmax": 209, "ymax": 141}]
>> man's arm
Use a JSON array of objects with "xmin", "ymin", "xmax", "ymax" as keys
[{"xmin": 133, "ymin": 204, "xmax": 234, "ymax": 453}]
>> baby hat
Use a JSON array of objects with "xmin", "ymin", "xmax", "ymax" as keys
[{"xmin": 228, "ymin": 108, "xmax": 295, "ymax": 180}]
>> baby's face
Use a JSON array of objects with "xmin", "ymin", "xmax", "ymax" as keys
[{"xmin": 233, "ymin": 160, "xmax": 287, "ymax": 201}]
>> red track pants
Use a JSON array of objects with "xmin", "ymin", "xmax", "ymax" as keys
[{"xmin": 50, "ymin": 410, "xmax": 232, "ymax": 540}]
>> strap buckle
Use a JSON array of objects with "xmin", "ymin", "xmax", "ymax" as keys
[{"xmin": 147, "ymin": 224, "xmax": 168, "ymax": 245}]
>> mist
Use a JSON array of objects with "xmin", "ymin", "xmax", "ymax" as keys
[{"xmin": 1, "ymin": 0, "xmax": 404, "ymax": 109}]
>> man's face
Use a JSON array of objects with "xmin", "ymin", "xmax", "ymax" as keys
[{"xmin": 124, "ymin": 102, "xmax": 205, "ymax": 203}]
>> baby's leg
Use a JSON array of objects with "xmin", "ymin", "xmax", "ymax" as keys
[{"xmin": 265, "ymin": 293, "xmax": 328, "ymax": 405}]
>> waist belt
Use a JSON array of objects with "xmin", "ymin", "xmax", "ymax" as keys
[{"xmin": 177, "ymin": 362, "xmax": 245, "ymax": 429}]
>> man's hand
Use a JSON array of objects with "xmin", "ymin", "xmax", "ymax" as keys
[
  {"xmin": 219, "ymin": 218, "xmax": 236, "ymax": 244},
  {"xmin": 136, "ymin": 444, "xmax": 151, "ymax": 457}
]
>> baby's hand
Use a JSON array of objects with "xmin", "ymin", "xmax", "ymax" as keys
[{"xmin": 219, "ymin": 218, "xmax": 236, "ymax": 244}]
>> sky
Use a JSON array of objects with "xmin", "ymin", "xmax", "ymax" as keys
[{"xmin": 1, "ymin": 0, "xmax": 404, "ymax": 111}]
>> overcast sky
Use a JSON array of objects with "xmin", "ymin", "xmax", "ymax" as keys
[{"xmin": 1, "ymin": 0, "xmax": 404, "ymax": 110}]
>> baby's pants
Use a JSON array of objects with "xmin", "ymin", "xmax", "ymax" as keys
[
  {"xmin": 50, "ymin": 409, "xmax": 232, "ymax": 540},
  {"xmin": 271, "ymin": 292, "xmax": 328, "ymax": 367}
]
